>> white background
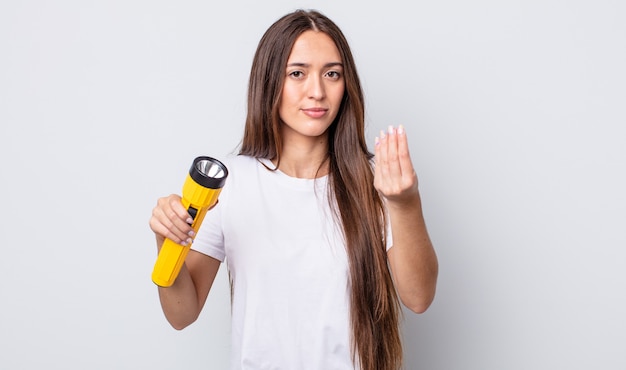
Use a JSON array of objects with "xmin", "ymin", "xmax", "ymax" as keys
[{"xmin": 1, "ymin": 1, "xmax": 625, "ymax": 369}]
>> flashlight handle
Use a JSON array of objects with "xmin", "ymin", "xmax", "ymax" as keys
[
  {"xmin": 151, "ymin": 237, "xmax": 192, "ymax": 288},
  {"xmin": 151, "ymin": 195, "xmax": 218, "ymax": 287}
]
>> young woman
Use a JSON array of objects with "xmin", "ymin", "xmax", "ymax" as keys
[{"xmin": 149, "ymin": 9, "xmax": 438, "ymax": 370}]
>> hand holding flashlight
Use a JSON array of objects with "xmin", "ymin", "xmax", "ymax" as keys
[{"xmin": 150, "ymin": 156, "xmax": 228, "ymax": 287}]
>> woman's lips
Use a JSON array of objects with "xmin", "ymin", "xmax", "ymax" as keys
[{"xmin": 301, "ymin": 108, "xmax": 327, "ymax": 118}]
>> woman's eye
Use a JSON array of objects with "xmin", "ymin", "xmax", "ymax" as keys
[
  {"xmin": 326, "ymin": 71, "xmax": 341, "ymax": 79},
  {"xmin": 289, "ymin": 71, "xmax": 304, "ymax": 78}
]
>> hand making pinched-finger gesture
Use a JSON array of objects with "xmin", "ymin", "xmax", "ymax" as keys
[{"xmin": 374, "ymin": 125, "xmax": 420, "ymax": 205}]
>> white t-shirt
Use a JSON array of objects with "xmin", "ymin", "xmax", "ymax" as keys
[{"xmin": 192, "ymin": 155, "xmax": 356, "ymax": 370}]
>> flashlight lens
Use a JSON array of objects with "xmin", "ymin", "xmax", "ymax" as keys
[
  {"xmin": 190, "ymin": 156, "xmax": 228, "ymax": 189},
  {"xmin": 196, "ymin": 159, "xmax": 226, "ymax": 179}
]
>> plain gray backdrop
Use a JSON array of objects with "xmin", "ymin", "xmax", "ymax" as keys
[{"xmin": 1, "ymin": 0, "xmax": 625, "ymax": 369}]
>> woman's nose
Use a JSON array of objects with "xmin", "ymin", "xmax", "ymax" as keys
[{"xmin": 306, "ymin": 75, "xmax": 325, "ymax": 100}]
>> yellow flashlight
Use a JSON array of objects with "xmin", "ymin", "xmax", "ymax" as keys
[{"xmin": 151, "ymin": 156, "xmax": 228, "ymax": 287}]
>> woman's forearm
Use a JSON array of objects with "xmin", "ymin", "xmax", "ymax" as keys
[{"xmin": 387, "ymin": 193, "xmax": 438, "ymax": 313}]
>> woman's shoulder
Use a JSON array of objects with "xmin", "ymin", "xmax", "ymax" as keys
[
  {"xmin": 217, "ymin": 154, "xmax": 267, "ymax": 183},
  {"xmin": 220, "ymin": 154, "xmax": 260, "ymax": 170}
]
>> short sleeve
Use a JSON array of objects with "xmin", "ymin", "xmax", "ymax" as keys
[
  {"xmin": 191, "ymin": 200, "xmax": 226, "ymax": 262},
  {"xmin": 385, "ymin": 207, "xmax": 393, "ymax": 251}
]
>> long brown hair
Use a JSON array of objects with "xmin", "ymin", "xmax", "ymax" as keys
[{"xmin": 239, "ymin": 9, "xmax": 402, "ymax": 370}]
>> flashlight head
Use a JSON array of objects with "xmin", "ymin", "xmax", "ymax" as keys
[{"xmin": 190, "ymin": 156, "xmax": 228, "ymax": 189}]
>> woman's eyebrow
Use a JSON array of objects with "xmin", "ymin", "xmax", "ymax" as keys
[{"xmin": 286, "ymin": 62, "xmax": 343, "ymax": 68}]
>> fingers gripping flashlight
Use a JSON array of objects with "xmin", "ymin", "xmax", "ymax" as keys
[{"xmin": 152, "ymin": 156, "xmax": 228, "ymax": 287}]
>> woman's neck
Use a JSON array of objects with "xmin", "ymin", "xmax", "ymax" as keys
[{"xmin": 273, "ymin": 135, "xmax": 329, "ymax": 179}]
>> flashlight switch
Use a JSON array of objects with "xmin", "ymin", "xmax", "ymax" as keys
[{"xmin": 187, "ymin": 206, "xmax": 198, "ymax": 225}]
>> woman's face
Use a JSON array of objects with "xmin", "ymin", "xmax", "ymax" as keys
[{"xmin": 278, "ymin": 30, "xmax": 345, "ymax": 144}]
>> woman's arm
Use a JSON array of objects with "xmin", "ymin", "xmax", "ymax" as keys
[
  {"xmin": 374, "ymin": 125, "xmax": 439, "ymax": 313},
  {"xmin": 150, "ymin": 195, "xmax": 221, "ymax": 329}
]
